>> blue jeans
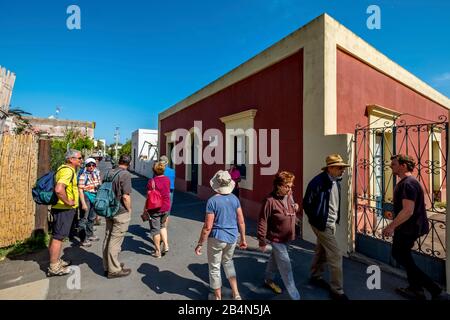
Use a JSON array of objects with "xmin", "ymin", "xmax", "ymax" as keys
[
  {"xmin": 169, "ymin": 191, "xmax": 174, "ymax": 215},
  {"xmin": 78, "ymin": 198, "xmax": 96, "ymax": 241},
  {"xmin": 265, "ymin": 242, "xmax": 301, "ymax": 300}
]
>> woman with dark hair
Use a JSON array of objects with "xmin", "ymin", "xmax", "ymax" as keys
[
  {"xmin": 257, "ymin": 171, "xmax": 301, "ymax": 300},
  {"xmin": 228, "ymin": 162, "xmax": 241, "ymax": 198},
  {"xmin": 143, "ymin": 161, "xmax": 171, "ymax": 258}
]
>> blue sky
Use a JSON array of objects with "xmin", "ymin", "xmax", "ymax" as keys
[{"xmin": 1, "ymin": 0, "xmax": 449, "ymax": 144}]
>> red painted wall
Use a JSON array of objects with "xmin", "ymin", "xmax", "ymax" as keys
[
  {"xmin": 337, "ymin": 49, "xmax": 447, "ymax": 133},
  {"xmin": 160, "ymin": 51, "xmax": 303, "ymax": 218},
  {"xmin": 337, "ymin": 49, "xmax": 448, "ymax": 222}
]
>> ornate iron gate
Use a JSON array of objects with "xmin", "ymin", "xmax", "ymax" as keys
[{"xmin": 354, "ymin": 114, "xmax": 447, "ymax": 283}]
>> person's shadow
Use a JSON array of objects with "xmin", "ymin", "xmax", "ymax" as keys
[
  {"xmin": 138, "ymin": 263, "xmax": 209, "ymax": 299},
  {"xmin": 61, "ymin": 245, "xmax": 105, "ymax": 277},
  {"xmin": 121, "ymin": 235, "xmax": 153, "ymax": 256},
  {"xmin": 7, "ymin": 241, "xmax": 105, "ymax": 277}
]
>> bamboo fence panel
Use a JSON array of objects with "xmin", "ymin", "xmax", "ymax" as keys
[{"xmin": 0, "ymin": 134, "xmax": 38, "ymax": 247}]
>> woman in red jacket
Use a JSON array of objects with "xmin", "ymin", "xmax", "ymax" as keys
[{"xmin": 144, "ymin": 161, "xmax": 171, "ymax": 258}]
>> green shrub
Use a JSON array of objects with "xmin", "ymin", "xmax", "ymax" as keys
[{"xmin": 0, "ymin": 232, "xmax": 50, "ymax": 261}]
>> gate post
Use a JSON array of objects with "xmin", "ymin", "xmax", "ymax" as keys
[
  {"xmin": 34, "ymin": 138, "xmax": 51, "ymax": 234},
  {"xmin": 446, "ymin": 111, "xmax": 450, "ymax": 294}
]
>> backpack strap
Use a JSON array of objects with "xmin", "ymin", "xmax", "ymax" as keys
[
  {"xmin": 149, "ymin": 178, "xmax": 156, "ymax": 190},
  {"xmin": 56, "ymin": 165, "xmax": 75, "ymax": 185},
  {"xmin": 105, "ymin": 168, "xmax": 124, "ymax": 183}
]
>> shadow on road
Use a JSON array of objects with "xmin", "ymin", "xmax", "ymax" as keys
[
  {"xmin": 122, "ymin": 235, "xmax": 153, "ymax": 256},
  {"xmin": 61, "ymin": 245, "xmax": 105, "ymax": 277},
  {"xmin": 138, "ymin": 263, "xmax": 209, "ymax": 299}
]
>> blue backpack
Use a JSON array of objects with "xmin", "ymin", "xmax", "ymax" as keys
[
  {"xmin": 32, "ymin": 166, "xmax": 75, "ymax": 205},
  {"xmin": 93, "ymin": 169, "xmax": 123, "ymax": 218}
]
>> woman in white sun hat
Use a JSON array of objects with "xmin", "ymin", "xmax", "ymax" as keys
[{"xmin": 195, "ymin": 170, "xmax": 248, "ymax": 300}]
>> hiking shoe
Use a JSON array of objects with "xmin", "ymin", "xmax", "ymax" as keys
[
  {"xmin": 88, "ymin": 235, "xmax": 100, "ymax": 242},
  {"xmin": 107, "ymin": 268, "xmax": 132, "ymax": 279},
  {"xmin": 310, "ymin": 276, "xmax": 331, "ymax": 290},
  {"xmin": 395, "ymin": 287, "xmax": 426, "ymax": 300},
  {"xmin": 104, "ymin": 263, "xmax": 125, "ymax": 276},
  {"xmin": 59, "ymin": 259, "xmax": 72, "ymax": 268},
  {"xmin": 80, "ymin": 240, "xmax": 92, "ymax": 247},
  {"xmin": 47, "ymin": 265, "xmax": 73, "ymax": 277},
  {"xmin": 264, "ymin": 280, "xmax": 282, "ymax": 294}
]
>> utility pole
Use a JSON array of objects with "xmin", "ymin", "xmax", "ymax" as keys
[{"xmin": 114, "ymin": 127, "xmax": 119, "ymax": 162}]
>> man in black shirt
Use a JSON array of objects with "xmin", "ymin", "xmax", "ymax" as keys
[{"xmin": 383, "ymin": 154, "xmax": 445, "ymax": 300}]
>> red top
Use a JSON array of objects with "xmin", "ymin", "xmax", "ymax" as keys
[
  {"xmin": 229, "ymin": 168, "xmax": 241, "ymax": 189},
  {"xmin": 147, "ymin": 175, "xmax": 171, "ymax": 213}
]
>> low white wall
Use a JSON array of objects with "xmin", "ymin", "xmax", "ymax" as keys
[{"xmin": 133, "ymin": 159, "xmax": 155, "ymax": 178}]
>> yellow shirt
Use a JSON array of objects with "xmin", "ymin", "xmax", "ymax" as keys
[{"xmin": 52, "ymin": 165, "xmax": 79, "ymax": 210}]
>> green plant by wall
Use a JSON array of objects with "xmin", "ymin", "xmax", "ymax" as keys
[{"xmin": 0, "ymin": 232, "xmax": 50, "ymax": 261}]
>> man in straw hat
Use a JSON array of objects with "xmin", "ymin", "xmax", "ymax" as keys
[{"xmin": 303, "ymin": 154, "xmax": 350, "ymax": 300}]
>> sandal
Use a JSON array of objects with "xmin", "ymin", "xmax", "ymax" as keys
[
  {"xmin": 264, "ymin": 280, "xmax": 282, "ymax": 294},
  {"xmin": 151, "ymin": 252, "xmax": 162, "ymax": 259}
]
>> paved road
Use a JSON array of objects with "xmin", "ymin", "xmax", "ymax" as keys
[{"xmin": 0, "ymin": 161, "xmax": 412, "ymax": 300}]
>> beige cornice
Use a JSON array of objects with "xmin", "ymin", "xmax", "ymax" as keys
[
  {"xmin": 219, "ymin": 109, "xmax": 258, "ymax": 124},
  {"xmin": 367, "ymin": 104, "xmax": 402, "ymax": 119}
]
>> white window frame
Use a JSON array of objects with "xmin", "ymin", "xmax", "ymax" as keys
[{"xmin": 220, "ymin": 109, "xmax": 257, "ymax": 190}]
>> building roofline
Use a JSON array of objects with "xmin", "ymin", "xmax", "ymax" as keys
[
  {"xmin": 158, "ymin": 13, "xmax": 449, "ymax": 122},
  {"xmin": 22, "ymin": 116, "xmax": 96, "ymax": 128}
]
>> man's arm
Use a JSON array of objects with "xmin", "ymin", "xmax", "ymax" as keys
[
  {"xmin": 78, "ymin": 187, "xmax": 88, "ymax": 210},
  {"xmin": 195, "ymin": 213, "xmax": 214, "ymax": 255},
  {"xmin": 382, "ymin": 199, "xmax": 415, "ymax": 237},
  {"xmin": 236, "ymin": 207, "xmax": 247, "ymax": 249},
  {"xmin": 121, "ymin": 173, "xmax": 133, "ymax": 212},
  {"xmin": 122, "ymin": 194, "xmax": 132, "ymax": 212},
  {"xmin": 55, "ymin": 183, "xmax": 75, "ymax": 206}
]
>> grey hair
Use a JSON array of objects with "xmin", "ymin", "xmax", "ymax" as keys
[{"xmin": 65, "ymin": 149, "xmax": 81, "ymax": 161}]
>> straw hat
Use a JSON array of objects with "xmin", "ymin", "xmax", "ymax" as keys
[
  {"xmin": 210, "ymin": 170, "xmax": 235, "ymax": 195},
  {"xmin": 321, "ymin": 154, "xmax": 350, "ymax": 171},
  {"xmin": 159, "ymin": 155, "xmax": 169, "ymax": 164}
]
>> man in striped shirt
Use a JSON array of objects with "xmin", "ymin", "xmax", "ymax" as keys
[{"xmin": 78, "ymin": 157, "xmax": 102, "ymax": 247}]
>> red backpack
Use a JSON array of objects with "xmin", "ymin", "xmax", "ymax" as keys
[{"xmin": 145, "ymin": 178, "xmax": 162, "ymax": 211}]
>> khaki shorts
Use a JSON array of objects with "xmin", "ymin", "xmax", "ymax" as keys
[{"xmin": 149, "ymin": 212, "xmax": 169, "ymax": 237}]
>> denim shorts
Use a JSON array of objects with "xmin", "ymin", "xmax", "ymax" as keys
[{"xmin": 51, "ymin": 208, "xmax": 76, "ymax": 240}]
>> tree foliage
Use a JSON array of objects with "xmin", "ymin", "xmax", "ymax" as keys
[
  {"xmin": 50, "ymin": 128, "xmax": 94, "ymax": 170},
  {"xmin": 120, "ymin": 140, "xmax": 132, "ymax": 157}
]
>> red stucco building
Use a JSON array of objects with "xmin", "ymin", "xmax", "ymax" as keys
[{"xmin": 158, "ymin": 14, "xmax": 450, "ymax": 289}]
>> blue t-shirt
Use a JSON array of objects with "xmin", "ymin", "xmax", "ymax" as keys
[
  {"xmin": 206, "ymin": 194, "xmax": 241, "ymax": 244},
  {"xmin": 164, "ymin": 167, "xmax": 175, "ymax": 190}
]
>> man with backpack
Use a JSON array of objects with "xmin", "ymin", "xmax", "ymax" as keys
[
  {"xmin": 102, "ymin": 155, "xmax": 133, "ymax": 278},
  {"xmin": 47, "ymin": 149, "xmax": 82, "ymax": 277}
]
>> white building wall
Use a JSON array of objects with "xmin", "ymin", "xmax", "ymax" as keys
[{"xmin": 131, "ymin": 129, "xmax": 158, "ymax": 177}]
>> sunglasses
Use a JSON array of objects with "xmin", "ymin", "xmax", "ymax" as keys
[
  {"xmin": 86, "ymin": 163, "xmax": 96, "ymax": 167},
  {"xmin": 72, "ymin": 157, "xmax": 83, "ymax": 160}
]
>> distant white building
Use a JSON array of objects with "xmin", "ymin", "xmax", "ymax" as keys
[
  {"xmin": 131, "ymin": 129, "xmax": 158, "ymax": 177},
  {"xmin": 94, "ymin": 139, "xmax": 107, "ymax": 155}
]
